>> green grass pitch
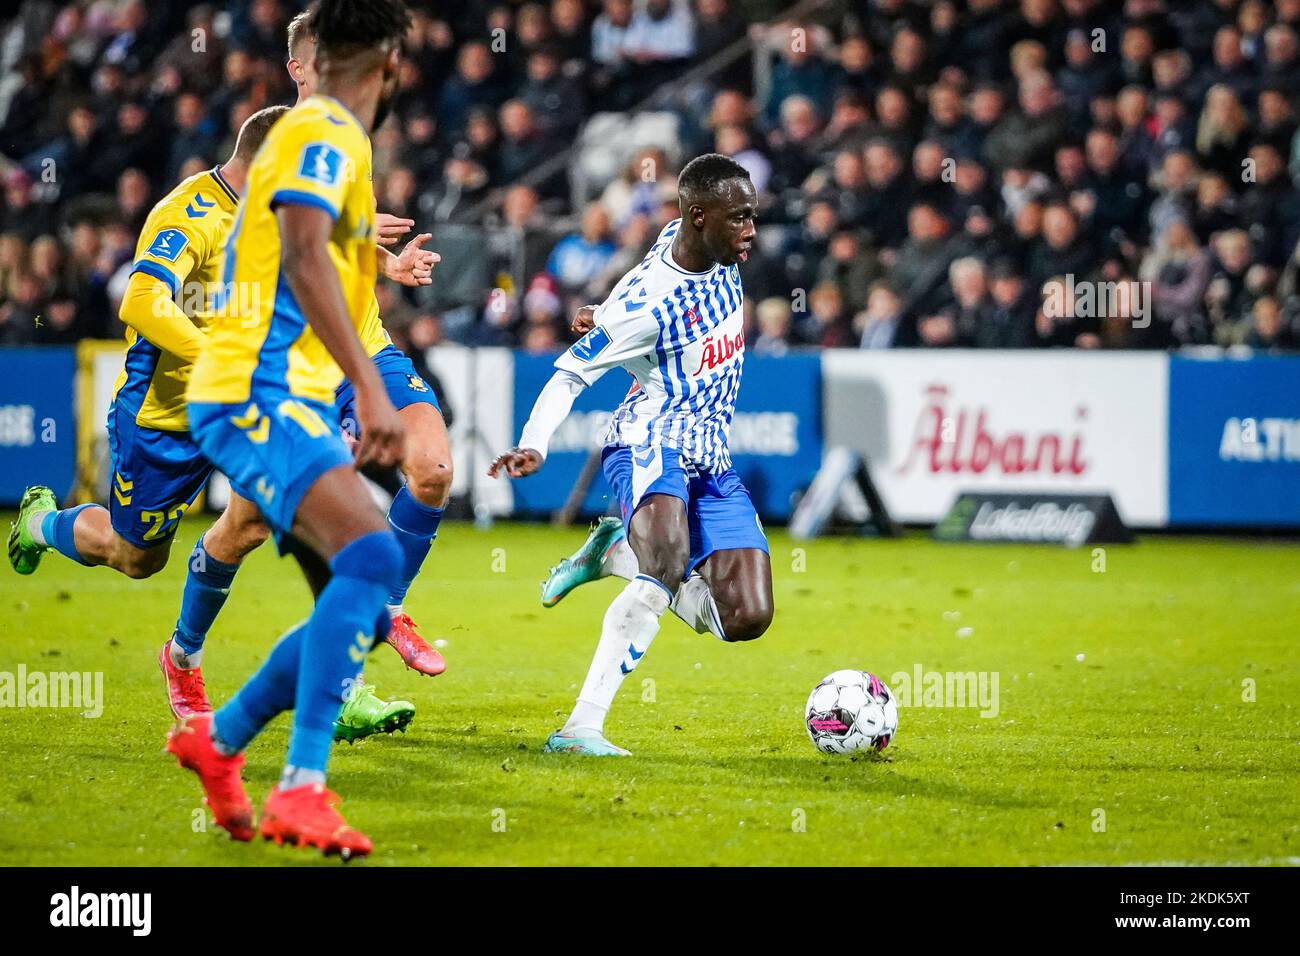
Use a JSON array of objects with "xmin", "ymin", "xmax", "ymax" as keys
[{"xmin": 1, "ymin": 516, "xmax": 1297, "ymax": 866}]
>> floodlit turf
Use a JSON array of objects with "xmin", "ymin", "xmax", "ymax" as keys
[{"xmin": 1, "ymin": 516, "xmax": 1297, "ymax": 867}]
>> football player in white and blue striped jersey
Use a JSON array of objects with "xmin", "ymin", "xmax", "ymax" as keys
[{"xmin": 490, "ymin": 155, "xmax": 774, "ymax": 756}]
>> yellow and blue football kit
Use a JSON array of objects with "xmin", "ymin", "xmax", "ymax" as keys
[
  {"xmin": 187, "ymin": 95, "xmax": 377, "ymax": 545},
  {"xmin": 108, "ymin": 165, "xmax": 240, "ymax": 547}
]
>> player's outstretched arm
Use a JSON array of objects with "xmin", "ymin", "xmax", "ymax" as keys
[
  {"xmin": 118, "ymin": 271, "xmax": 206, "ymax": 363},
  {"xmin": 487, "ymin": 370, "xmax": 588, "ymax": 479},
  {"xmin": 277, "ymin": 202, "xmax": 404, "ymax": 469}
]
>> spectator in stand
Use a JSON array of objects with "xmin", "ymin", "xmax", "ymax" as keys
[
  {"xmin": 1142, "ymin": 218, "xmax": 1212, "ymax": 346},
  {"xmin": 984, "ymin": 69, "xmax": 1068, "ymax": 172},
  {"xmin": 753, "ymin": 297, "xmax": 794, "ymax": 356},
  {"xmin": 715, "ymin": 124, "xmax": 770, "ymax": 194},
  {"xmin": 763, "ymin": 21, "xmax": 837, "ymax": 128},
  {"xmin": 1206, "ymin": 229, "xmax": 1258, "ymax": 344},
  {"xmin": 1238, "ymin": 143, "xmax": 1300, "ymax": 267},
  {"xmin": 547, "ymin": 203, "xmax": 617, "ymax": 293},
  {"xmin": 892, "ymin": 202, "xmax": 959, "ymax": 317},
  {"xmin": 857, "ymin": 282, "xmax": 907, "ymax": 349},
  {"xmin": 1028, "ymin": 202, "xmax": 1098, "ymax": 285},
  {"xmin": 801, "ymin": 282, "xmax": 854, "ymax": 348},
  {"xmin": 861, "ymin": 140, "xmax": 913, "ymax": 249},
  {"xmin": 520, "ymin": 45, "xmax": 586, "ymax": 139},
  {"xmin": 438, "ymin": 42, "xmax": 505, "ymax": 141},
  {"xmin": 1242, "ymin": 294, "xmax": 1295, "ymax": 349},
  {"xmin": 982, "ymin": 259, "xmax": 1036, "ymax": 348},
  {"xmin": 938, "ymin": 257, "xmax": 993, "ymax": 346},
  {"xmin": 1196, "ymin": 84, "xmax": 1253, "ymax": 180}
]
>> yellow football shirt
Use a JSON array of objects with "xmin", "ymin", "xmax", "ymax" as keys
[
  {"xmin": 188, "ymin": 95, "xmax": 378, "ymax": 406},
  {"xmin": 112, "ymin": 166, "xmax": 240, "ymax": 431}
]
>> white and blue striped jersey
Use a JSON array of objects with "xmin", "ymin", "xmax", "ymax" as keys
[{"xmin": 554, "ymin": 219, "xmax": 746, "ymax": 472}]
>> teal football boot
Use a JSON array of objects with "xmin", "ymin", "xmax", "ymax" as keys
[
  {"xmin": 540, "ymin": 516, "xmax": 626, "ymax": 608},
  {"xmin": 543, "ymin": 728, "xmax": 631, "ymax": 756}
]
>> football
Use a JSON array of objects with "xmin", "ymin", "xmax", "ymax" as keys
[{"xmin": 805, "ymin": 670, "xmax": 900, "ymax": 755}]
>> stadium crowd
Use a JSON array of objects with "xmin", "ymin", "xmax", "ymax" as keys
[{"xmin": 2, "ymin": 0, "xmax": 1300, "ymax": 352}]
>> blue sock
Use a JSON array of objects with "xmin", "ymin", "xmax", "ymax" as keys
[
  {"xmin": 173, "ymin": 534, "xmax": 240, "ymax": 656},
  {"xmin": 213, "ymin": 622, "xmax": 305, "ymax": 753},
  {"xmin": 287, "ymin": 530, "xmax": 403, "ymax": 774},
  {"xmin": 41, "ymin": 504, "xmax": 97, "ymax": 566},
  {"xmin": 385, "ymin": 487, "xmax": 443, "ymax": 606}
]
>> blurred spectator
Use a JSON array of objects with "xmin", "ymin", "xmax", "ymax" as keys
[{"xmin": 547, "ymin": 203, "xmax": 616, "ymax": 292}]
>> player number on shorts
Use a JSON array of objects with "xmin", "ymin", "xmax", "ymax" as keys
[{"xmin": 140, "ymin": 503, "xmax": 190, "ymax": 541}]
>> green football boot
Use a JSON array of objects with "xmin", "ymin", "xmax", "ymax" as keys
[
  {"xmin": 7, "ymin": 485, "xmax": 57, "ymax": 575},
  {"xmin": 540, "ymin": 516, "xmax": 626, "ymax": 608},
  {"xmin": 332, "ymin": 683, "xmax": 416, "ymax": 744}
]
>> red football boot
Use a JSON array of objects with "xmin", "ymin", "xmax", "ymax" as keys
[
  {"xmin": 384, "ymin": 613, "xmax": 446, "ymax": 676},
  {"xmin": 165, "ymin": 714, "xmax": 254, "ymax": 841},
  {"xmin": 259, "ymin": 784, "xmax": 372, "ymax": 860},
  {"xmin": 158, "ymin": 639, "xmax": 212, "ymax": 718}
]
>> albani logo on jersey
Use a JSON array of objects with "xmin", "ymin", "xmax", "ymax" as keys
[{"xmin": 690, "ymin": 330, "xmax": 745, "ymax": 376}]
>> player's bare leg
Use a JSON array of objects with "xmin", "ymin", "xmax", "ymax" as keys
[
  {"xmin": 382, "ymin": 401, "xmax": 452, "ymax": 675},
  {"xmin": 9, "ymin": 493, "xmax": 173, "ymax": 580},
  {"xmin": 689, "ymin": 547, "xmax": 774, "ymax": 642},
  {"xmin": 547, "ymin": 494, "xmax": 689, "ymax": 756},
  {"xmin": 202, "ymin": 489, "xmax": 270, "ymax": 564}
]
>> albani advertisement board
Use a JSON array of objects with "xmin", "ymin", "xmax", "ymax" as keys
[{"xmin": 821, "ymin": 351, "xmax": 1169, "ymax": 526}]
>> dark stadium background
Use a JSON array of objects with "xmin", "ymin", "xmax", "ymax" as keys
[{"xmin": 4, "ymin": 0, "xmax": 1300, "ymax": 355}]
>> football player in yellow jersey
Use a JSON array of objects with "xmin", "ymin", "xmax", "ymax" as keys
[
  {"xmin": 7, "ymin": 109, "xmax": 282, "ymax": 599},
  {"xmin": 286, "ymin": 7, "xmax": 453, "ymax": 677},
  {"xmin": 6, "ymin": 102, "xmax": 420, "ymax": 743},
  {"xmin": 165, "ymin": 0, "xmax": 417, "ymax": 859}
]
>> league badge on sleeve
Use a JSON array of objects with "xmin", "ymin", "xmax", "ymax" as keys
[
  {"xmin": 145, "ymin": 228, "xmax": 189, "ymax": 262},
  {"xmin": 569, "ymin": 326, "xmax": 612, "ymax": 363},
  {"xmin": 298, "ymin": 142, "xmax": 343, "ymax": 186}
]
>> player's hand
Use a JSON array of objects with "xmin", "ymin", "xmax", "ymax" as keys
[
  {"xmin": 375, "ymin": 212, "xmax": 415, "ymax": 247},
  {"xmin": 570, "ymin": 304, "xmax": 598, "ymax": 335},
  {"xmin": 353, "ymin": 384, "xmax": 405, "ymax": 469},
  {"xmin": 389, "ymin": 233, "xmax": 440, "ymax": 287},
  {"xmin": 487, "ymin": 447, "xmax": 544, "ymax": 479}
]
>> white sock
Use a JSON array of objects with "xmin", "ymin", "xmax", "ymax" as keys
[
  {"xmin": 564, "ymin": 574, "xmax": 671, "ymax": 733},
  {"xmin": 599, "ymin": 536, "xmax": 639, "ymax": 581},
  {"xmin": 280, "ymin": 765, "xmax": 326, "ymax": 789},
  {"xmin": 386, "ymin": 602, "xmax": 403, "ymax": 618},
  {"xmin": 598, "ymin": 543, "xmax": 724, "ymax": 639},
  {"xmin": 169, "ymin": 641, "xmax": 203, "ymax": 669},
  {"xmin": 28, "ymin": 513, "xmax": 49, "ymax": 545},
  {"xmin": 671, "ymin": 573, "xmax": 727, "ymax": 641}
]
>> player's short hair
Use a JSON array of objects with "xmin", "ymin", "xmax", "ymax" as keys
[
  {"xmin": 233, "ymin": 105, "xmax": 291, "ymax": 161},
  {"xmin": 678, "ymin": 153, "xmax": 751, "ymax": 207},
  {"xmin": 287, "ymin": 5, "xmax": 317, "ymax": 59},
  {"xmin": 313, "ymin": 0, "xmax": 411, "ymax": 68}
]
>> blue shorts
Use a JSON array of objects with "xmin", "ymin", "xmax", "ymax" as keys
[
  {"xmin": 602, "ymin": 444, "xmax": 768, "ymax": 575},
  {"xmin": 335, "ymin": 344, "xmax": 439, "ymax": 439},
  {"xmin": 188, "ymin": 391, "xmax": 352, "ymax": 552},
  {"xmin": 106, "ymin": 401, "xmax": 212, "ymax": 548}
]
